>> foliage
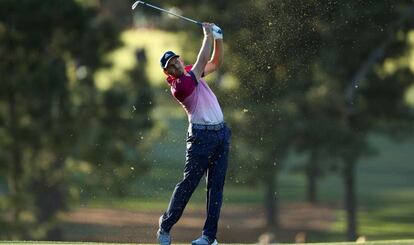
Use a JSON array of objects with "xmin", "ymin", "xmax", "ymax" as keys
[{"xmin": 0, "ymin": 0, "xmax": 153, "ymax": 240}]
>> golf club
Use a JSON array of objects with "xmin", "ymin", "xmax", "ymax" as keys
[{"xmin": 132, "ymin": 1, "xmax": 202, "ymax": 26}]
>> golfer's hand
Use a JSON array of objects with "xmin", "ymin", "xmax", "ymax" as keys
[
  {"xmin": 202, "ymin": 23, "xmax": 214, "ymax": 36},
  {"xmin": 212, "ymin": 24, "xmax": 223, "ymax": 39}
]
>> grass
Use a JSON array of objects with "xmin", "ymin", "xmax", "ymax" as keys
[
  {"xmin": 86, "ymin": 116, "xmax": 414, "ymax": 238},
  {"xmin": 84, "ymin": 121, "xmax": 414, "ymax": 242},
  {"xmin": 2, "ymin": 240, "xmax": 414, "ymax": 245}
]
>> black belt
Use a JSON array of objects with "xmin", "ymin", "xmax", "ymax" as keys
[{"xmin": 191, "ymin": 122, "xmax": 226, "ymax": 131}]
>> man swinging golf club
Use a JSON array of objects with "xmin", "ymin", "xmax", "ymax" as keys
[{"xmin": 157, "ymin": 23, "xmax": 230, "ymax": 245}]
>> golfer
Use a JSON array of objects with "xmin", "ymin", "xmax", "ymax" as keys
[{"xmin": 157, "ymin": 23, "xmax": 230, "ymax": 245}]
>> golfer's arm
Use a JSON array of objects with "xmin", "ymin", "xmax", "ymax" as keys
[
  {"xmin": 192, "ymin": 34, "xmax": 213, "ymax": 80},
  {"xmin": 204, "ymin": 39, "xmax": 223, "ymax": 76}
]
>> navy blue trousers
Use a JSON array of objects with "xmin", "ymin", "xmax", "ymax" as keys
[{"xmin": 160, "ymin": 124, "xmax": 231, "ymax": 240}]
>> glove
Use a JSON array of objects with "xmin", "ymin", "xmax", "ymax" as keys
[{"xmin": 212, "ymin": 25, "xmax": 223, "ymax": 40}]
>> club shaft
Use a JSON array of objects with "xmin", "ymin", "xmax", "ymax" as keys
[{"xmin": 137, "ymin": 1, "xmax": 202, "ymax": 26}]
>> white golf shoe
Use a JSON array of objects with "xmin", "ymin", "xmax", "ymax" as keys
[
  {"xmin": 191, "ymin": 235, "xmax": 218, "ymax": 245},
  {"xmin": 157, "ymin": 216, "xmax": 171, "ymax": 245},
  {"xmin": 157, "ymin": 229, "xmax": 171, "ymax": 245}
]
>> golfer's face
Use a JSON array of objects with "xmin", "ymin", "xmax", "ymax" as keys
[{"xmin": 166, "ymin": 57, "xmax": 184, "ymax": 77}]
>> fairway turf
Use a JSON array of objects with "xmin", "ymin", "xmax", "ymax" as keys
[{"xmin": 1, "ymin": 241, "xmax": 414, "ymax": 245}]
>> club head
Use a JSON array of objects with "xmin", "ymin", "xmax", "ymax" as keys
[{"xmin": 132, "ymin": 1, "xmax": 144, "ymax": 10}]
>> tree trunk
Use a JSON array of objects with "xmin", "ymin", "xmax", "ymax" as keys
[
  {"xmin": 344, "ymin": 158, "xmax": 358, "ymax": 241},
  {"xmin": 306, "ymin": 149, "xmax": 319, "ymax": 203},
  {"xmin": 7, "ymin": 91, "xmax": 23, "ymax": 231},
  {"xmin": 264, "ymin": 173, "xmax": 278, "ymax": 228}
]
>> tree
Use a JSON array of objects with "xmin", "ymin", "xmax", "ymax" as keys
[
  {"xmin": 220, "ymin": 0, "xmax": 414, "ymax": 240},
  {"xmin": 314, "ymin": 1, "xmax": 414, "ymax": 239},
  {"xmin": 0, "ymin": 0, "xmax": 154, "ymax": 239},
  {"xmin": 221, "ymin": 0, "xmax": 324, "ymax": 228}
]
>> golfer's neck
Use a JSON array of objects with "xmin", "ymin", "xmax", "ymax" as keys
[{"xmin": 171, "ymin": 70, "xmax": 186, "ymax": 79}]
